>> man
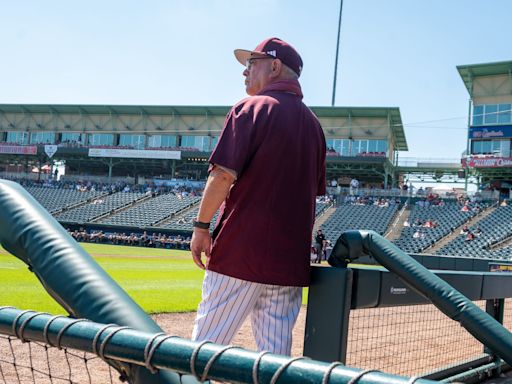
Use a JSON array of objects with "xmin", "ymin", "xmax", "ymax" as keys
[
  {"xmin": 314, "ymin": 229, "xmax": 326, "ymax": 263},
  {"xmin": 190, "ymin": 37, "xmax": 326, "ymax": 356},
  {"xmin": 350, "ymin": 177, "xmax": 359, "ymax": 196}
]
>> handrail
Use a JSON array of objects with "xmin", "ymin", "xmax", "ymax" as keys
[{"xmin": 0, "ymin": 307, "xmax": 439, "ymax": 384}]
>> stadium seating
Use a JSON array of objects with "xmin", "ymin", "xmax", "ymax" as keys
[
  {"xmin": 19, "ymin": 178, "xmax": 512, "ymax": 259},
  {"xmin": 320, "ymin": 202, "xmax": 399, "ymax": 243},
  {"xmin": 163, "ymin": 201, "xmax": 332, "ymax": 232},
  {"xmin": 436, "ymin": 206, "xmax": 512, "ymax": 259},
  {"xmin": 392, "ymin": 202, "xmax": 477, "ymax": 254},
  {"xmin": 55, "ymin": 191, "xmax": 145, "ymax": 223},
  {"xmin": 162, "ymin": 206, "xmax": 219, "ymax": 231},
  {"xmin": 24, "ymin": 185, "xmax": 105, "ymax": 213},
  {"xmin": 98, "ymin": 193, "xmax": 200, "ymax": 227},
  {"xmin": 315, "ymin": 201, "xmax": 330, "ymax": 217}
]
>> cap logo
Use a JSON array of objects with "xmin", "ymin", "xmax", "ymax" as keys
[{"xmin": 266, "ymin": 50, "xmax": 277, "ymax": 57}]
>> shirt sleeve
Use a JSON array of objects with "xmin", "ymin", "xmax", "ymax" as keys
[
  {"xmin": 209, "ymin": 103, "xmax": 255, "ymax": 177},
  {"xmin": 211, "ymin": 164, "xmax": 237, "ymax": 180}
]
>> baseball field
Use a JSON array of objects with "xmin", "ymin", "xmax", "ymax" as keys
[
  {"xmin": 0, "ymin": 243, "xmax": 205, "ymax": 314},
  {"xmin": 0, "ymin": 242, "xmax": 309, "ymax": 315}
]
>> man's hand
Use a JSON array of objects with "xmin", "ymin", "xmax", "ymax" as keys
[{"xmin": 190, "ymin": 228, "xmax": 212, "ymax": 269}]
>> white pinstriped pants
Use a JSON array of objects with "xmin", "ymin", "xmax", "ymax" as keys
[{"xmin": 192, "ymin": 270, "xmax": 302, "ymax": 356}]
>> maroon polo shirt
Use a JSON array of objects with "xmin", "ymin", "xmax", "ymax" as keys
[{"xmin": 207, "ymin": 79, "xmax": 326, "ymax": 286}]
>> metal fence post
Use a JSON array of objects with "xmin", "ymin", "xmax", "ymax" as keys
[{"xmin": 303, "ymin": 265, "xmax": 353, "ymax": 363}]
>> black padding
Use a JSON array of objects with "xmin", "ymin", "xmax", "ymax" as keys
[
  {"xmin": 0, "ymin": 180, "xmax": 182, "ymax": 384},
  {"xmin": 304, "ymin": 266, "xmax": 352, "ymax": 362}
]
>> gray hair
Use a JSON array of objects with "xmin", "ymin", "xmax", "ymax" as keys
[{"xmin": 281, "ymin": 63, "xmax": 299, "ymax": 80}]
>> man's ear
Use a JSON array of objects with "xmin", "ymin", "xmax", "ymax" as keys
[{"xmin": 270, "ymin": 59, "xmax": 283, "ymax": 78}]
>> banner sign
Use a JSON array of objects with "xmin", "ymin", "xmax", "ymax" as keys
[
  {"xmin": 0, "ymin": 145, "xmax": 37, "ymax": 155},
  {"xmin": 489, "ymin": 263, "xmax": 512, "ymax": 273},
  {"xmin": 462, "ymin": 156, "xmax": 512, "ymax": 168},
  {"xmin": 44, "ymin": 145, "xmax": 58, "ymax": 158},
  {"xmin": 470, "ymin": 125, "xmax": 512, "ymax": 139},
  {"xmin": 88, "ymin": 148, "xmax": 181, "ymax": 160}
]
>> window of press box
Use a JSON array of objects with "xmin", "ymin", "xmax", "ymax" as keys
[{"xmin": 473, "ymin": 104, "xmax": 512, "ymax": 126}]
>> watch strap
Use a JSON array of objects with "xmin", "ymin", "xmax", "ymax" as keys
[{"xmin": 193, "ymin": 219, "xmax": 210, "ymax": 230}]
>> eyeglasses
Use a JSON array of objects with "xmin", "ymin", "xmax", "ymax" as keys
[{"xmin": 245, "ymin": 57, "xmax": 274, "ymax": 70}]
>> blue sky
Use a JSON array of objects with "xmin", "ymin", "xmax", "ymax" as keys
[{"xmin": 1, "ymin": 0, "xmax": 511, "ymax": 159}]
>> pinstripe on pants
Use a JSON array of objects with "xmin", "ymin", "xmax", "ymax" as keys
[{"xmin": 192, "ymin": 270, "xmax": 302, "ymax": 356}]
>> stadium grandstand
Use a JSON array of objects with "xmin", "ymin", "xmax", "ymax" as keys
[
  {"xmin": 2, "ymin": 48, "xmax": 512, "ymax": 383},
  {"xmin": 0, "ymin": 60, "xmax": 510, "ymax": 257}
]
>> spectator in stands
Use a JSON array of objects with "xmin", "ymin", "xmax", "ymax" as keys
[
  {"xmin": 460, "ymin": 225, "xmax": 470, "ymax": 235},
  {"xmin": 403, "ymin": 219, "xmax": 410, "ymax": 227},
  {"xmin": 314, "ymin": 229, "xmax": 326, "ymax": 263},
  {"xmin": 140, "ymin": 231, "xmax": 149, "ymax": 246},
  {"xmin": 401, "ymin": 183, "xmax": 408, "ymax": 195},
  {"xmin": 413, "ymin": 229, "xmax": 424, "ymax": 239},
  {"xmin": 423, "ymin": 219, "xmax": 437, "ymax": 228},
  {"xmin": 465, "ymin": 232, "xmax": 475, "ymax": 242},
  {"xmin": 460, "ymin": 203, "xmax": 470, "ymax": 212},
  {"xmin": 310, "ymin": 246, "xmax": 317, "ymax": 262},
  {"xmin": 350, "ymin": 177, "xmax": 359, "ymax": 196},
  {"xmin": 324, "ymin": 240, "xmax": 333, "ymax": 261},
  {"xmin": 475, "ymin": 227, "xmax": 482, "ymax": 237},
  {"xmin": 189, "ymin": 37, "xmax": 326, "ymax": 356},
  {"xmin": 412, "ymin": 218, "xmax": 423, "ymax": 227}
]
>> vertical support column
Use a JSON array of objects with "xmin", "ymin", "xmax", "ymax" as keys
[
  {"xmin": 464, "ymin": 97, "xmax": 472, "ymax": 192},
  {"xmin": 108, "ymin": 158, "xmax": 113, "ymax": 181},
  {"xmin": 170, "ymin": 159, "xmax": 176, "ymax": 178},
  {"xmin": 484, "ymin": 299, "xmax": 505, "ymax": 356},
  {"xmin": 303, "ymin": 266, "xmax": 353, "ymax": 363}
]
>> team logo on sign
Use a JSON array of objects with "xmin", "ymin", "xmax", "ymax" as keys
[{"xmin": 44, "ymin": 145, "xmax": 58, "ymax": 158}]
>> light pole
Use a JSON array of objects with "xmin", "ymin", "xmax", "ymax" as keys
[{"xmin": 331, "ymin": 0, "xmax": 344, "ymax": 106}]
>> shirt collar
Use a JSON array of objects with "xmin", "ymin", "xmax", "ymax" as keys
[{"xmin": 257, "ymin": 79, "xmax": 303, "ymax": 99}]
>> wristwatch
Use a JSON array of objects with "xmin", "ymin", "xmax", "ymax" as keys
[{"xmin": 193, "ymin": 219, "xmax": 210, "ymax": 230}]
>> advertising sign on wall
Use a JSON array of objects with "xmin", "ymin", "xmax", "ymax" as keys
[
  {"xmin": 0, "ymin": 145, "xmax": 37, "ymax": 155},
  {"xmin": 469, "ymin": 125, "xmax": 512, "ymax": 139},
  {"xmin": 462, "ymin": 156, "xmax": 512, "ymax": 168},
  {"xmin": 88, "ymin": 148, "xmax": 181, "ymax": 160}
]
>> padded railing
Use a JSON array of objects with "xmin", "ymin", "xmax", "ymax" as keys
[{"xmin": 328, "ymin": 230, "xmax": 512, "ymax": 368}]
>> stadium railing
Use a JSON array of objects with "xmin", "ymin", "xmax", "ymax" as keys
[
  {"xmin": 0, "ymin": 306, "xmax": 440, "ymax": 384},
  {"xmin": 303, "ymin": 230, "xmax": 512, "ymax": 382}
]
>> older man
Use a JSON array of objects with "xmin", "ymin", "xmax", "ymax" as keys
[{"xmin": 190, "ymin": 37, "xmax": 326, "ymax": 355}]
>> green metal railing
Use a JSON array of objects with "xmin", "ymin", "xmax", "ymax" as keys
[{"xmin": 0, "ymin": 307, "xmax": 439, "ymax": 384}]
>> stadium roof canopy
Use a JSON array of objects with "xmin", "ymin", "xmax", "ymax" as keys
[
  {"xmin": 0, "ymin": 104, "xmax": 407, "ymax": 151},
  {"xmin": 457, "ymin": 60, "xmax": 512, "ymax": 96},
  {"xmin": 311, "ymin": 106, "xmax": 407, "ymax": 151},
  {"xmin": 0, "ymin": 104, "xmax": 231, "ymax": 117}
]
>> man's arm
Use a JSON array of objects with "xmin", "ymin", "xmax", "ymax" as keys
[{"xmin": 190, "ymin": 166, "xmax": 236, "ymax": 269}]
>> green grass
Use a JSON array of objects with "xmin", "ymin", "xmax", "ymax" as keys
[
  {"xmin": 1, "ymin": 243, "xmax": 309, "ymax": 315},
  {"xmin": 0, "ymin": 243, "xmax": 204, "ymax": 314}
]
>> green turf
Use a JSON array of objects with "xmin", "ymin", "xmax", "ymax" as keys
[
  {"xmin": 0, "ymin": 243, "xmax": 309, "ymax": 315},
  {"xmin": 0, "ymin": 243, "xmax": 204, "ymax": 314}
]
